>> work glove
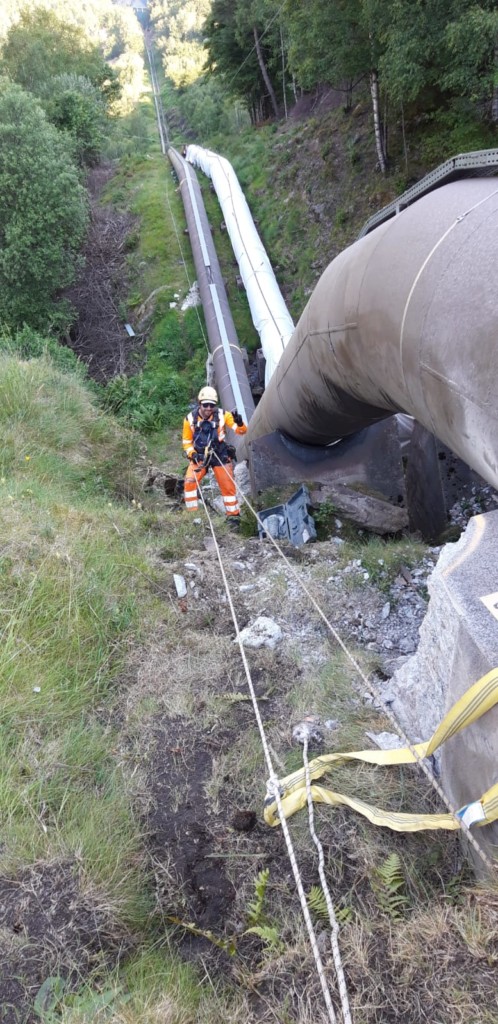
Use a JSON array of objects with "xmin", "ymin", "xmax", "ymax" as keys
[
  {"xmin": 231, "ymin": 410, "xmax": 244, "ymax": 427},
  {"xmin": 190, "ymin": 452, "xmax": 203, "ymax": 464}
]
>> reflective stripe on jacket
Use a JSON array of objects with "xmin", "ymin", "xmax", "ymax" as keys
[{"xmin": 182, "ymin": 408, "xmax": 246, "ymax": 458}]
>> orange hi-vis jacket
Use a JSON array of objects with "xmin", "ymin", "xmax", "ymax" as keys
[{"xmin": 182, "ymin": 407, "xmax": 247, "ymax": 460}]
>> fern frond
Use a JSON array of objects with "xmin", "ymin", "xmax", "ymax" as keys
[
  {"xmin": 308, "ymin": 885, "xmax": 329, "ymax": 920},
  {"xmin": 308, "ymin": 885, "xmax": 354, "ymax": 924},
  {"xmin": 336, "ymin": 904, "xmax": 354, "ymax": 923},
  {"xmin": 371, "ymin": 852, "xmax": 409, "ymax": 919},
  {"xmin": 246, "ymin": 867, "xmax": 270, "ymax": 926},
  {"xmin": 245, "ymin": 924, "xmax": 284, "ymax": 952}
]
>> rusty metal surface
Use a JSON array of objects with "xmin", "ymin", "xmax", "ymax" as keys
[{"xmin": 242, "ymin": 178, "xmax": 498, "ymax": 491}]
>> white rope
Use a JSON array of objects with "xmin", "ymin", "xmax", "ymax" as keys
[
  {"xmin": 303, "ymin": 736, "xmax": 352, "ymax": 1024},
  {"xmin": 210, "ymin": 454, "xmax": 496, "ymax": 874},
  {"xmin": 194, "ymin": 484, "xmax": 341, "ymax": 1024}
]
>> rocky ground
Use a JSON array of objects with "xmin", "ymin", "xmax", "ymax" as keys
[
  {"xmin": 123, "ymin": 477, "xmax": 498, "ymax": 1022},
  {"xmin": 3, "ymin": 455, "xmax": 496, "ymax": 1024}
]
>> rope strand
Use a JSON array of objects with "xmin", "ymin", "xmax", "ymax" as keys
[
  {"xmin": 196, "ymin": 482, "xmax": 343, "ymax": 1024},
  {"xmin": 210, "ymin": 452, "xmax": 496, "ymax": 874},
  {"xmin": 303, "ymin": 735, "xmax": 352, "ymax": 1024}
]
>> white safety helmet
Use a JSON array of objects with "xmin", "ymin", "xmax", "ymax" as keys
[{"xmin": 198, "ymin": 386, "xmax": 218, "ymax": 404}]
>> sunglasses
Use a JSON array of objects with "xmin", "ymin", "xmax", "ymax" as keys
[{"xmin": 201, "ymin": 402, "xmax": 216, "ymax": 408}]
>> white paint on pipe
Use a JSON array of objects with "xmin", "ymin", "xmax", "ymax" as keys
[
  {"xmin": 209, "ymin": 284, "xmax": 247, "ymax": 421},
  {"xmin": 184, "ymin": 164, "xmax": 211, "ymax": 269},
  {"xmin": 186, "ymin": 145, "xmax": 294, "ymax": 385}
]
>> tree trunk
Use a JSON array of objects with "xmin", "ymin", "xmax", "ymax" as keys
[
  {"xmin": 344, "ymin": 79, "xmax": 353, "ymax": 112},
  {"xmin": 280, "ymin": 26, "xmax": 288, "ymax": 120},
  {"xmin": 401, "ymin": 101, "xmax": 408, "ymax": 171},
  {"xmin": 253, "ymin": 24, "xmax": 279, "ymax": 119},
  {"xmin": 492, "ymin": 39, "xmax": 498, "ymax": 123},
  {"xmin": 370, "ymin": 69, "xmax": 387, "ymax": 173}
]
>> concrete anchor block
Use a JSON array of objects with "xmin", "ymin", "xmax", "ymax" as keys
[{"xmin": 387, "ymin": 511, "xmax": 498, "ymax": 875}]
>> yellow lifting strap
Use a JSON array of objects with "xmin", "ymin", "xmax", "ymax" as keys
[{"xmin": 264, "ymin": 668, "xmax": 498, "ymax": 833}]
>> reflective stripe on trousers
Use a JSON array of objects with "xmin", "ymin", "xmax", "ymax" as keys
[{"xmin": 184, "ymin": 461, "xmax": 239, "ymax": 515}]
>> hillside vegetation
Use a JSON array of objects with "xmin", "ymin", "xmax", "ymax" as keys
[
  {"xmin": 1, "ymin": 1, "xmax": 498, "ymax": 1022},
  {"xmin": 2, "ymin": 349, "xmax": 498, "ymax": 1024}
]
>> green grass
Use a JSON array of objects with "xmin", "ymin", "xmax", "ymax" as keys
[
  {"xmin": 1, "ymin": 349, "xmax": 497, "ymax": 1024},
  {"xmin": 3, "ymin": 61, "xmax": 497, "ymax": 1022},
  {"xmin": 101, "ymin": 79, "xmax": 209, "ymax": 433},
  {"xmin": 0, "ymin": 354, "xmax": 160, "ymax": 924}
]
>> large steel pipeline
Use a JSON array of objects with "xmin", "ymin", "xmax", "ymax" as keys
[
  {"xmin": 241, "ymin": 178, "xmax": 498, "ymax": 490},
  {"xmin": 168, "ymin": 147, "xmax": 255, "ymax": 426}
]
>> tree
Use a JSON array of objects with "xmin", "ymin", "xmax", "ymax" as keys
[
  {"xmin": 110, "ymin": 51, "xmax": 146, "ymax": 116},
  {"xmin": 0, "ymin": 7, "xmax": 119, "ymax": 108},
  {"xmin": 150, "ymin": 0, "xmax": 212, "ymax": 88},
  {"xmin": 44, "ymin": 74, "xmax": 107, "ymax": 166},
  {"xmin": 443, "ymin": 1, "xmax": 498, "ymax": 121},
  {"xmin": 203, "ymin": 0, "xmax": 283, "ymax": 121},
  {"xmin": 234, "ymin": 0, "xmax": 281, "ymax": 118},
  {"xmin": 284, "ymin": 0, "xmax": 388, "ymax": 169},
  {"xmin": 0, "ymin": 81, "xmax": 88, "ymax": 331},
  {"xmin": 100, "ymin": 4, "xmax": 143, "ymax": 61}
]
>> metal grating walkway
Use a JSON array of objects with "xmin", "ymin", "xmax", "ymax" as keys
[{"xmin": 358, "ymin": 148, "xmax": 498, "ymax": 238}]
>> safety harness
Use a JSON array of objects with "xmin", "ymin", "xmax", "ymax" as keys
[{"xmin": 188, "ymin": 406, "xmax": 233, "ymax": 468}]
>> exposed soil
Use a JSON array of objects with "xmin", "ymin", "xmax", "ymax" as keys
[
  {"xmin": 2, "ymin": 500, "xmax": 497, "ymax": 1021},
  {"xmin": 62, "ymin": 164, "xmax": 141, "ymax": 383},
  {"xmin": 147, "ymin": 720, "xmax": 237, "ymax": 929},
  {"xmin": 0, "ymin": 861, "xmax": 130, "ymax": 1024},
  {"xmin": 127, "ymin": 516, "xmax": 498, "ymax": 1021}
]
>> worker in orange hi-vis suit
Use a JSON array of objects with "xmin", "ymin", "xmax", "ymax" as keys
[{"xmin": 182, "ymin": 386, "xmax": 247, "ymax": 527}]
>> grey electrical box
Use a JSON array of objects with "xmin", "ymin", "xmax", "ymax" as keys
[{"xmin": 258, "ymin": 485, "xmax": 317, "ymax": 547}]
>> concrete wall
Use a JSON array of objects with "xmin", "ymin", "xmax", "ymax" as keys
[{"xmin": 386, "ymin": 511, "xmax": 498, "ymax": 870}]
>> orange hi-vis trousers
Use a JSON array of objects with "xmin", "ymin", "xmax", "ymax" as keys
[{"xmin": 184, "ymin": 460, "xmax": 240, "ymax": 516}]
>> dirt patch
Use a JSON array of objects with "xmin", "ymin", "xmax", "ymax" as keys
[
  {"xmin": 146, "ymin": 720, "xmax": 237, "ymax": 929},
  {"xmin": 63, "ymin": 163, "xmax": 141, "ymax": 383},
  {"xmin": 0, "ymin": 860, "xmax": 130, "ymax": 1024},
  {"xmin": 289, "ymin": 83, "xmax": 348, "ymax": 120}
]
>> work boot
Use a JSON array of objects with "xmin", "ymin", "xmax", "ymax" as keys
[{"xmin": 227, "ymin": 515, "xmax": 241, "ymax": 530}]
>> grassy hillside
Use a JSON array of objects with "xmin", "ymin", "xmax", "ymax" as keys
[
  {"xmin": 1, "ymin": 351, "xmax": 497, "ymax": 1024},
  {"xmin": 0, "ymin": 353, "xmax": 223, "ymax": 1021},
  {"xmin": 1, "ymin": 54, "xmax": 498, "ymax": 1024}
]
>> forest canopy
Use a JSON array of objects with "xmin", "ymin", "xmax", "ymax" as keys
[
  {"xmin": 165, "ymin": 0, "xmax": 497, "ymax": 172},
  {"xmin": 0, "ymin": 0, "xmax": 496, "ymax": 334},
  {"xmin": 200, "ymin": 0, "xmax": 498, "ymax": 122},
  {"xmin": 0, "ymin": 0, "xmax": 146, "ymax": 334},
  {"xmin": 0, "ymin": 80, "xmax": 89, "ymax": 330}
]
